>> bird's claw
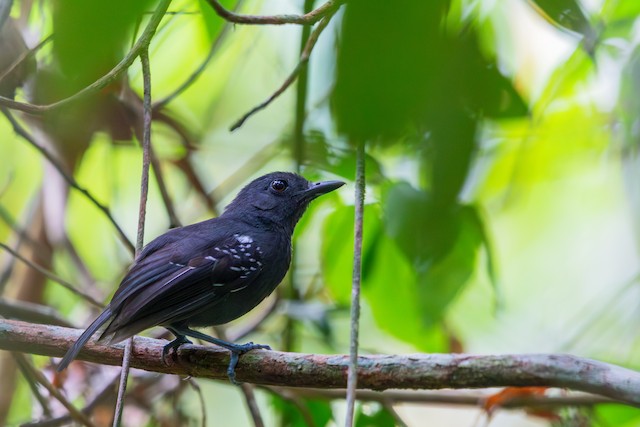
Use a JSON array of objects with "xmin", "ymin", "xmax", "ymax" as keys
[
  {"xmin": 162, "ymin": 336, "xmax": 193, "ymax": 365},
  {"xmin": 226, "ymin": 342, "xmax": 270, "ymax": 385}
]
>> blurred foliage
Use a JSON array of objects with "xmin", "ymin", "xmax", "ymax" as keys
[{"xmin": 1, "ymin": 0, "xmax": 640, "ymax": 425}]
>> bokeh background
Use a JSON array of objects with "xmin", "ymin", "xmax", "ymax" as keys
[{"xmin": 1, "ymin": 0, "xmax": 640, "ymax": 425}]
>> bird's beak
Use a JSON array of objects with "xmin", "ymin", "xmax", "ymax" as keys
[{"xmin": 303, "ymin": 180, "xmax": 345, "ymax": 199}]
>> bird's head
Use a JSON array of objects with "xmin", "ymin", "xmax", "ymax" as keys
[{"xmin": 223, "ymin": 172, "xmax": 345, "ymax": 231}]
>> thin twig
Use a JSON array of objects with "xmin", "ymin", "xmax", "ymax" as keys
[
  {"xmin": 0, "ymin": 0, "xmax": 172, "ymax": 114},
  {"xmin": 62, "ymin": 238, "xmax": 101, "ymax": 299},
  {"xmin": 266, "ymin": 387, "xmax": 317, "ymax": 427},
  {"xmin": 230, "ymin": 9, "xmax": 338, "ymax": 131},
  {"xmin": 276, "ymin": 387, "xmax": 615, "ymax": 408},
  {"xmin": 186, "ymin": 378, "xmax": 207, "ymax": 427},
  {"xmin": 293, "ymin": 0, "xmax": 315, "ymax": 168},
  {"xmin": 240, "ymin": 384, "xmax": 265, "ymax": 427},
  {"xmin": 0, "ymin": 200, "xmax": 43, "ymax": 294},
  {"xmin": 112, "ymin": 339, "xmax": 133, "ymax": 427},
  {"xmin": 281, "ymin": 0, "xmax": 316, "ymax": 364},
  {"xmin": 12, "ymin": 353, "xmax": 95, "ymax": 427},
  {"xmin": 22, "ymin": 374, "xmax": 118, "ymax": 427},
  {"xmin": 345, "ymin": 142, "xmax": 365, "ymax": 427},
  {"xmin": 0, "ymin": 202, "xmax": 39, "ymax": 249},
  {"xmin": 205, "ymin": 0, "xmax": 343, "ymax": 25},
  {"xmin": 153, "ymin": 0, "xmax": 245, "ymax": 110},
  {"xmin": 0, "ymin": 34, "xmax": 52, "ymax": 86},
  {"xmin": 0, "ymin": 297, "xmax": 74, "ymax": 327},
  {"xmin": 13, "ymin": 353, "xmax": 53, "ymax": 418},
  {"xmin": 131, "ymin": 115, "xmax": 181, "ymax": 228},
  {"xmin": 1, "ymin": 108, "xmax": 135, "ymax": 254},
  {"xmin": 0, "ymin": 242, "xmax": 103, "ymax": 308},
  {"xmin": 135, "ymin": 49, "xmax": 153, "ymax": 254},
  {"xmin": 113, "ymin": 45, "xmax": 154, "ymax": 427}
]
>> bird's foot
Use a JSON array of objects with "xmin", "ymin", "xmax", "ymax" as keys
[
  {"xmin": 162, "ymin": 335, "xmax": 193, "ymax": 364},
  {"xmin": 226, "ymin": 342, "xmax": 271, "ymax": 385}
]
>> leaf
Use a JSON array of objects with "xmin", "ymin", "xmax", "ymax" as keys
[
  {"xmin": 364, "ymin": 219, "xmax": 449, "ymax": 350},
  {"xmin": 302, "ymin": 130, "xmax": 385, "ymax": 184},
  {"xmin": 52, "ymin": 0, "xmax": 153, "ymax": 88},
  {"xmin": 383, "ymin": 182, "xmax": 458, "ymax": 264},
  {"xmin": 332, "ymin": 0, "xmax": 449, "ymax": 141},
  {"xmin": 527, "ymin": 0, "xmax": 598, "ymax": 54},
  {"xmin": 415, "ymin": 208, "xmax": 482, "ymax": 327},
  {"xmin": 483, "ymin": 387, "xmax": 548, "ymax": 414},
  {"xmin": 271, "ymin": 394, "xmax": 333, "ymax": 427},
  {"xmin": 382, "ymin": 182, "xmax": 493, "ymax": 327},
  {"xmin": 355, "ymin": 403, "xmax": 396, "ymax": 427},
  {"xmin": 321, "ymin": 203, "xmax": 382, "ymax": 305},
  {"xmin": 322, "ymin": 203, "xmax": 448, "ymax": 350}
]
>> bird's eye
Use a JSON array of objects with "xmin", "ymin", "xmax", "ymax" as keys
[{"xmin": 270, "ymin": 180, "xmax": 288, "ymax": 192}]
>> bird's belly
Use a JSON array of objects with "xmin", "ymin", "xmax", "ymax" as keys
[{"xmin": 187, "ymin": 277, "xmax": 282, "ymax": 326}]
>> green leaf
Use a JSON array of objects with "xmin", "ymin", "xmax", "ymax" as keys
[
  {"xmin": 382, "ymin": 182, "xmax": 491, "ymax": 328},
  {"xmin": 321, "ymin": 203, "xmax": 382, "ymax": 305},
  {"xmin": 322, "ymin": 203, "xmax": 448, "ymax": 350},
  {"xmin": 383, "ymin": 182, "xmax": 458, "ymax": 264},
  {"xmin": 416, "ymin": 207, "xmax": 483, "ymax": 326},
  {"xmin": 52, "ymin": 0, "xmax": 153, "ymax": 88},
  {"xmin": 271, "ymin": 394, "xmax": 333, "ymax": 427},
  {"xmin": 596, "ymin": 405, "xmax": 640, "ymax": 427},
  {"xmin": 364, "ymin": 219, "xmax": 448, "ymax": 350},
  {"xmin": 355, "ymin": 403, "xmax": 396, "ymax": 427},
  {"xmin": 527, "ymin": 0, "xmax": 598, "ymax": 53},
  {"xmin": 303, "ymin": 130, "xmax": 385, "ymax": 184},
  {"xmin": 197, "ymin": 0, "xmax": 235, "ymax": 41},
  {"xmin": 528, "ymin": 0, "xmax": 592, "ymax": 33},
  {"xmin": 332, "ymin": 0, "xmax": 449, "ymax": 141}
]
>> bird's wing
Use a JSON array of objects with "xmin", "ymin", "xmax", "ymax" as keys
[{"xmin": 100, "ymin": 233, "xmax": 264, "ymax": 342}]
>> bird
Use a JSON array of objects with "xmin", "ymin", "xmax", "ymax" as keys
[{"xmin": 57, "ymin": 171, "xmax": 345, "ymax": 383}]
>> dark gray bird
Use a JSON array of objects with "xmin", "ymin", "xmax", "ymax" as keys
[{"xmin": 57, "ymin": 172, "xmax": 344, "ymax": 383}]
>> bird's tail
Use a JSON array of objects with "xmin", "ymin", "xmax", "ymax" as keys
[{"xmin": 57, "ymin": 307, "xmax": 113, "ymax": 371}]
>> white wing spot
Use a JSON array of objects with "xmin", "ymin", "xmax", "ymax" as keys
[
  {"xmin": 205, "ymin": 256, "xmax": 217, "ymax": 261},
  {"xmin": 229, "ymin": 266, "xmax": 242, "ymax": 272},
  {"xmin": 237, "ymin": 235, "xmax": 253, "ymax": 244}
]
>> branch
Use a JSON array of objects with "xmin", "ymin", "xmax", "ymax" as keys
[
  {"xmin": 346, "ymin": 141, "xmax": 365, "ymax": 426},
  {"xmin": 1, "ymin": 110, "xmax": 135, "ymax": 254},
  {"xmin": 0, "ymin": 0, "xmax": 172, "ymax": 114},
  {"xmin": 0, "ymin": 242, "xmax": 104, "ymax": 308},
  {"xmin": 205, "ymin": 0, "xmax": 343, "ymax": 25},
  {"xmin": 271, "ymin": 387, "xmax": 615, "ymax": 408},
  {"xmin": 2, "ymin": 319, "xmax": 640, "ymax": 407},
  {"xmin": 12, "ymin": 352, "xmax": 95, "ymax": 427},
  {"xmin": 153, "ymin": 0, "xmax": 245, "ymax": 110},
  {"xmin": 0, "ymin": 298, "xmax": 74, "ymax": 327},
  {"xmin": 229, "ymin": 8, "xmax": 337, "ymax": 131},
  {"xmin": 0, "ymin": 34, "xmax": 52, "ymax": 87}
]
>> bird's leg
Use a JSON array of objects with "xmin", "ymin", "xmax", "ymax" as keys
[
  {"xmin": 169, "ymin": 326, "xmax": 270, "ymax": 385},
  {"xmin": 162, "ymin": 327, "xmax": 193, "ymax": 364}
]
